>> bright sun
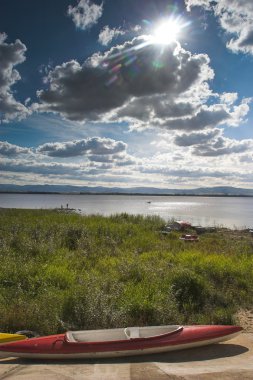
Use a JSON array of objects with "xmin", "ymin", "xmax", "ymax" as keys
[{"xmin": 152, "ymin": 19, "xmax": 182, "ymax": 45}]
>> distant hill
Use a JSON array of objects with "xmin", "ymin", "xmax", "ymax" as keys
[{"xmin": 0, "ymin": 184, "xmax": 253, "ymax": 196}]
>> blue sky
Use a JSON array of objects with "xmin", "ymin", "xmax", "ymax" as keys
[{"xmin": 1, "ymin": 0, "xmax": 253, "ymax": 189}]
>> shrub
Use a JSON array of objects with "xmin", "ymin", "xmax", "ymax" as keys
[{"xmin": 171, "ymin": 270, "xmax": 208, "ymax": 314}]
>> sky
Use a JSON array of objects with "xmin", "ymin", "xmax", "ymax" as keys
[{"xmin": 0, "ymin": 0, "xmax": 253, "ymax": 189}]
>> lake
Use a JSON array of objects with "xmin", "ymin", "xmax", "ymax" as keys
[{"xmin": 0, "ymin": 193, "xmax": 253, "ymax": 229}]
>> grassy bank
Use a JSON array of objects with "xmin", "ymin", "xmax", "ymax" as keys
[{"xmin": 0, "ymin": 208, "xmax": 253, "ymax": 335}]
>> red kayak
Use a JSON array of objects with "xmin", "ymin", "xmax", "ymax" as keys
[
  {"xmin": 0, "ymin": 325, "xmax": 242, "ymax": 359},
  {"xmin": 180, "ymin": 234, "xmax": 199, "ymax": 242}
]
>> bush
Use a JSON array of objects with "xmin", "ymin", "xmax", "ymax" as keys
[{"xmin": 171, "ymin": 270, "xmax": 208, "ymax": 314}]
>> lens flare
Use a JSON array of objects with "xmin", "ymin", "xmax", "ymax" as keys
[
  {"xmin": 153, "ymin": 19, "xmax": 181, "ymax": 44},
  {"xmin": 148, "ymin": 16, "xmax": 190, "ymax": 45}
]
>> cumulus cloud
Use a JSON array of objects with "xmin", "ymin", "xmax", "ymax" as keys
[
  {"xmin": 2, "ymin": 135, "xmax": 252, "ymax": 187},
  {"xmin": 240, "ymin": 154, "xmax": 253, "ymax": 163},
  {"xmin": 229, "ymin": 98, "xmax": 252, "ymax": 126},
  {"xmin": 174, "ymin": 125, "xmax": 253, "ymax": 156},
  {"xmin": 220, "ymin": 92, "xmax": 238, "ymax": 105},
  {"xmin": 185, "ymin": 0, "xmax": 212, "ymax": 11},
  {"xmin": 115, "ymin": 95, "xmax": 196, "ymax": 121},
  {"xmin": 158, "ymin": 105, "xmax": 231, "ymax": 131},
  {"xmin": 0, "ymin": 148, "xmax": 136, "ymax": 179},
  {"xmin": 136, "ymin": 153, "xmax": 253, "ymax": 187},
  {"xmin": 0, "ymin": 159, "xmax": 83, "ymax": 176},
  {"xmin": 37, "ymin": 137, "xmax": 127, "ymax": 157},
  {"xmin": 139, "ymin": 165, "xmax": 235, "ymax": 179},
  {"xmin": 87, "ymin": 153, "xmax": 135, "ymax": 165},
  {"xmin": 118, "ymin": 92, "xmax": 249, "ymax": 132},
  {"xmin": 174, "ymin": 129, "xmax": 221, "ymax": 146},
  {"xmin": 0, "ymin": 33, "xmax": 30, "ymax": 123},
  {"xmin": 34, "ymin": 35, "xmax": 250, "ymax": 136},
  {"xmin": 131, "ymin": 25, "xmax": 142, "ymax": 33},
  {"xmin": 67, "ymin": 0, "xmax": 103, "ymax": 30},
  {"xmin": 35, "ymin": 38, "xmax": 214, "ymax": 122},
  {"xmin": 192, "ymin": 136, "xmax": 253, "ymax": 156},
  {"xmin": 185, "ymin": 0, "xmax": 253, "ymax": 55},
  {"xmin": 36, "ymin": 136, "xmax": 137, "ymax": 167},
  {"xmin": 0, "ymin": 141, "xmax": 31, "ymax": 156},
  {"xmin": 98, "ymin": 25, "xmax": 125, "ymax": 46}
]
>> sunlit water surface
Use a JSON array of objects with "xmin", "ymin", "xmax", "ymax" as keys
[{"xmin": 0, "ymin": 193, "xmax": 253, "ymax": 229}]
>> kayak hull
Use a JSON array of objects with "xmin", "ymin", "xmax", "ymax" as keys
[{"xmin": 0, "ymin": 325, "xmax": 242, "ymax": 359}]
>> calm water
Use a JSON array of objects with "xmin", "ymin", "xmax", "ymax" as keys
[{"xmin": 0, "ymin": 193, "xmax": 253, "ymax": 229}]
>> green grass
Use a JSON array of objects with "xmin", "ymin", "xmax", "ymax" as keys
[{"xmin": 0, "ymin": 208, "xmax": 252, "ymax": 334}]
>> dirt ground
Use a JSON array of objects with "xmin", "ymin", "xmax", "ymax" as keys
[
  {"xmin": 236, "ymin": 309, "xmax": 253, "ymax": 333},
  {"xmin": 1, "ymin": 333, "xmax": 253, "ymax": 379}
]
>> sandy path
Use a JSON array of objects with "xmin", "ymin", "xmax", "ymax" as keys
[{"xmin": 0, "ymin": 333, "xmax": 253, "ymax": 379}]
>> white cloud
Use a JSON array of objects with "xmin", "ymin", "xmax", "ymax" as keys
[
  {"xmin": 131, "ymin": 25, "xmax": 142, "ymax": 32},
  {"xmin": 240, "ymin": 154, "xmax": 253, "ymax": 163},
  {"xmin": 34, "ymin": 36, "xmax": 250, "ymax": 137},
  {"xmin": 185, "ymin": 0, "xmax": 212, "ymax": 11},
  {"xmin": 133, "ymin": 145, "xmax": 253, "ymax": 189},
  {"xmin": 2, "ymin": 132, "xmax": 253, "ymax": 188},
  {"xmin": 35, "ymin": 38, "xmax": 215, "ymax": 123},
  {"xmin": 37, "ymin": 137, "xmax": 127, "ymax": 158},
  {"xmin": 185, "ymin": 0, "xmax": 253, "ymax": 55},
  {"xmin": 0, "ymin": 150, "xmax": 137, "ymax": 182},
  {"xmin": 174, "ymin": 129, "xmax": 221, "ymax": 146},
  {"xmin": 67, "ymin": 0, "xmax": 103, "ymax": 30},
  {"xmin": 139, "ymin": 165, "xmax": 235, "ymax": 179},
  {"xmin": 98, "ymin": 25, "xmax": 125, "ymax": 46},
  {"xmin": 174, "ymin": 124, "xmax": 253, "ymax": 156},
  {"xmin": 0, "ymin": 135, "xmax": 138, "ymax": 186},
  {"xmin": 115, "ymin": 96, "xmax": 196, "ymax": 122},
  {"xmin": 0, "ymin": 141, "xmax": 31, "ymax": 156},
  {"xmin": 220, "ymin": 92, "xmax": 238, "ymax": 105},
  {"xmin": 0, "ymin": 33, "xmax": 30, "ymax": 123},
  {"xmin": 0, "ymin": 159, "xmax": 91, "ymax": 179},
  {"xmin": 192, "ymin": 136, "xmax": 253, "ymax": 156},
  {"xmin": 229, "ymin": 100, "xmax": 252, "ymax": 127},
  {"xmin": 157, "ymin": 105, "xmax": 231, "ymax": 131}
]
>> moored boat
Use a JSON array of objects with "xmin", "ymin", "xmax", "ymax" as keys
[
  {"xmin": 179, "ymin": 234, "xmax": 199, "ymax": 242},
  {"xmin": 0, "ymin": 325, "xmax": 242, "ymax": 359},
  {"xmin": 0, "ymin": 333, "xmax": 26, "ymax": 344}
]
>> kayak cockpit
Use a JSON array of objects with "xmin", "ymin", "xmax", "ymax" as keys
[{"xmin": 65, "ymin": 325, "xmax": 183, "ymax": 343}]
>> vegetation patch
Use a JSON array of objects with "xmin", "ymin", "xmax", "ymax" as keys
[{"xmin": 0, "ymin": 208, "xmax": 253, "ymax": 334}]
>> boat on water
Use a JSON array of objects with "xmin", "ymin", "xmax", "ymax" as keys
[
  {"xmin": 0, "ymin": 333, "xmax": 26, "ymax": 344},
  {"xmin": 0, "ymin": 325, "xmax": 242, "ymax": 359}
]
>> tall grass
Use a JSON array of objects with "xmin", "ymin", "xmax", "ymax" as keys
[{"xmin": 0, "ymin": 209, "xmax": 252, "ymax": 334}]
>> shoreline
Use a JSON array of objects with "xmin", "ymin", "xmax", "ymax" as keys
[
  {"xmin": 1, "ymin": 207, "xmax": 253, "ymax": 232},
  {"xmin": 1, "ymin": 191, "xmax": 253, "ymax": 197}
]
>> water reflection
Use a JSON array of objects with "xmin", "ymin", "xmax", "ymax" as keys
[{"xmin": 0, "ymin": 194, "xmax": 252, "ymax": 229}]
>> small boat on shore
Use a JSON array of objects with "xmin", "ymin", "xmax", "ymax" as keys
[
  {"xmin": 0, "ymin": 325, "xmax": 242, "ymax": 359},
  {"xmin": 0, "ymin": 333, "xmax": 26, "ymax": 344},
  {"xmin": 166, "ymin": 221, "xmax": 192, "ymax": 231},
  {"xmin": 179, "ymin": 234, "xmax": 199, "ymax": 242},
  {"xmin": 194, "ymin": 226, "xmax": 207, "ymax": 234}
]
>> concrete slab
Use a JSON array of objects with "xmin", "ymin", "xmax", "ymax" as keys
[{"xmin": 0, "ymin": 333, "xmax": 252, "ymax": 379}]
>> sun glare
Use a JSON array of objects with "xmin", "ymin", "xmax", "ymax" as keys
[{"xmin": 152, "ymin": 19, "xmax": 182, "ymax": 45}]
